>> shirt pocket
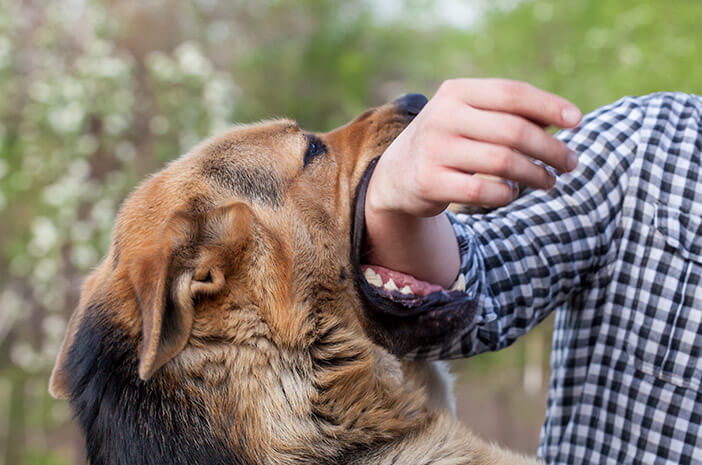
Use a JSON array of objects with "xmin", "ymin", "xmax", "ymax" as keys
[{"xmin": 625, "ymin": 203, "xmax": 702, "ymax": 390}]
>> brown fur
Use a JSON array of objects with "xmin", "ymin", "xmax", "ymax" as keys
[{"xmin": 49, "ymin": 99, "xmax": 543, "ymax": 464}]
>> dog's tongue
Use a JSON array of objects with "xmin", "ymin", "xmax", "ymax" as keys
[{"xmin": 361, "ymin": 265, "xmax": 444, "ymax": 297}]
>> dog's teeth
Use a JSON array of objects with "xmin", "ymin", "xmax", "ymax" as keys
[
  {"xmin": 363, "ymin": 268, "xmax": 383, "ymax": 287},
  {"xmin": 383, "ymin": 279, "xmax": 398, "ymax": 292},
  {"xmin": 399, "ymin": 285, "xmax": 413, "ymax": 295},
  {"xmin": 451, "ymin": 273, "xmax": 466, "ymax": 292}
]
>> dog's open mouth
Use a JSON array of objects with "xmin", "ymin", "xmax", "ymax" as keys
[
  {"xmin": 361, "ymin": 265, "xmax": 443, "ymax": 296},
  {"xmin": 350, "ymin": 157, "xmax": 479, "ymax": 355},
  {"xmin": 361, "ymin": 264, "xmax": 465, "ymax": 297}
]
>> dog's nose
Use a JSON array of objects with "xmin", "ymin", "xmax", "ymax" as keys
[{"xmin": 395, "ymin": 93, "xmax": 428, "ymax": 117}]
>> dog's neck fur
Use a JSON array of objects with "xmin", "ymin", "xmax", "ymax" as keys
[
  {"xmin": 65, "ymin": 306, "xmax": 253, "ymax": 465},
  {"xmin": 65, "ymin": 296, "xmax": 435, "ymax": 465}
]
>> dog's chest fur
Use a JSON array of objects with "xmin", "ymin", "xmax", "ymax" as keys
[{"xmin": 66, "ymin": 300, "xmax": 454, "ymax": 465}]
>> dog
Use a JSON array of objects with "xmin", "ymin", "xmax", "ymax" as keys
[{"xmin": 49, "ymin": 94, "xmax": 542, "ymax": 465}]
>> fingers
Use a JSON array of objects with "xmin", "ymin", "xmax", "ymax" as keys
[
  {"xmin": 441, "ymin": 138, "xmax": 556, "ymax": 190},
  {"xmin": 434, "ymin": 168, "xmax": 517, "ymax": 208},
  {"xmin": 437, "ymin": 78, "xmax": 582, "ymax": 128},
  {"xmin": 447, "ymin": 105, "xmax": 577, "ymax": 173},
  {"xmin": 370, "ymin": 78, "xmax": 582, "ymax": 217}
]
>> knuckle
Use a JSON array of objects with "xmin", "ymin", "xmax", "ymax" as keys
[
  {"xmin": 414, "ymin": 169, "xmax": 433, "ymax": 198},
  {"xmin": 497, "ymin": 79, "xmax": 522, "ymax": 102},
  {"xmin": 464, "ymin": 178, "xmax": 483, "ymax": 203},
  {"xmin": 438, "ymin": 79, "xmax": 454, "ymax": 92},
  {"xmin": 505, "ymin": 120, "xmax": 527, "ymax": 144},
  {"xmin": 438, "ymin": 79, "xmax": 460, "ymax": 96},
  {"xmin": 438, "ymin": 96, "xmax": 458, "ymax": 113},
  {"xmin": 492, "ymin": 150, "xmax": 514, "ymax": 176},
  {"xmin": 425, "ymin": 100, "xmax": 448, "ymax": 121},
  {"xmin": 424, "ymin": 102, "xmax": 456, "ymax": 133}
]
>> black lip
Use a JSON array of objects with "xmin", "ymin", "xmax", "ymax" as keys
[{"xmin": 349, "ymin": 158, "xmax": 480, "ymax": 356}]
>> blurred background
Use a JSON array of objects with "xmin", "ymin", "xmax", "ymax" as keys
[{"xmin": 0, "ymin": 0, "xmax": 700, "ymax": 463}]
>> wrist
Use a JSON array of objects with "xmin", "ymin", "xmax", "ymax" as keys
[
  {"xmin": 363, "ymin": 153, "xmax": 460, "ymax": 289},
  {"xmin": 363, "ymin": 206, "xmax": 460, "ymax": 289}
]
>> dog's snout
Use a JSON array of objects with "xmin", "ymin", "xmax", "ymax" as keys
[{"xmin": 395, "ymin": 93, "xmax": 428, "ymax": 117}]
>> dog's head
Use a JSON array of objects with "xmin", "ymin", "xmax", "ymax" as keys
[{"xmin": 49, "ymin": 93, "xmax": 474, "ymax": 401}]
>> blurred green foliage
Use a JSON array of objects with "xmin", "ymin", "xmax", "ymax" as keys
[
  {"xmin": 0, "ymin": 0, "xmax": 699, "ymax": 462},
  {"xmin": 467, "ymin": 0, "xmax": 702, "ymax": 112}
]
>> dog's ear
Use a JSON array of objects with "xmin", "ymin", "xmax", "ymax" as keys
[
  {"xmin": 47, "ymin": 213, "xmax": 194, "ymax": 396},
  {"xmin": 48, "ymin": 202, "xmax": 254, "ymax": 394},
  {"xmin": 131, "ymin": 211, "xmax": 195, "ymax": 380},
  {"xmin": 133, "ymin": 202, "xmax": 252, "ymax": 380},
  {"xmin": 189, "ymin": 202, "xmax": 253, "ymax": 295}
]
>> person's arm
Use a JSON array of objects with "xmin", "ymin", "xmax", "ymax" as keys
[
  {"xmin": 365, "ymin": 79, "xmax": 582, "ymax": 288},
  {"xmin": 365, "ymin": 82, "xmax": 643, "ymax": 359}
]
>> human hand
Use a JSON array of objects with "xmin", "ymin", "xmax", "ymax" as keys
[
  {"xmin": 367, "ymin": 78, "xmax": 582, "ymax": 218},
  {"xmin": 363, "ymin": 79, "xmax": 582, "ymax": 288}
]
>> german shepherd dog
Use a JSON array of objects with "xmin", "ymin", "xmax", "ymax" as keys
[{"xmin": 49, "ymin": 94, "xmax": 542, "ymax": 465}]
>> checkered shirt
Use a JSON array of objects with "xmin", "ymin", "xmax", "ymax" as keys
[{"xmin": 409, "ymin": 92, "xmax": 702, "ymax": 464}]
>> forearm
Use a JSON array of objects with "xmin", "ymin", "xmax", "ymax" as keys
[{"xmin": 363, "ymin": 205, "xmax": 460, "ymax": 289}]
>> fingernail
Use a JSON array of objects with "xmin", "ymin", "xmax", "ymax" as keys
[
  {"xmin": 547, "ymin": 173, "xmax": 557, "ymax": 189},
  {"xmin": 562, "ymin": 106, "xmax": 582, "ymax": 126},
  {"xmin": 510, "ymin": 181, "xmax": 519, "ymax": 198},
  {"xmin": 566, "ymin": 150, "xmax": 578, "ymax": 171}
]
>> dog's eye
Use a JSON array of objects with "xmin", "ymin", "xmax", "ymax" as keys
[{"xmin": 303, "ymin": 135, "xmax": 327, "ymax": 168}]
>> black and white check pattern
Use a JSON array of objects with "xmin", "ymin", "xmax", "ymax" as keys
[{"xmin": 409, "ymin": 93, "xmax": 702, "ymax": 464}]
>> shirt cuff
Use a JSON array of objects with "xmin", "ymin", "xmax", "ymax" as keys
[{"xmin": 445, "ymin": 211, "xmax": 482, "ymax": 300}]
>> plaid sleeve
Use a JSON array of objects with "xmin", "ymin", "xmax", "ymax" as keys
[{"xmin": 409, "ymin": 96, "xmax": 645, "ymax": 360}]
